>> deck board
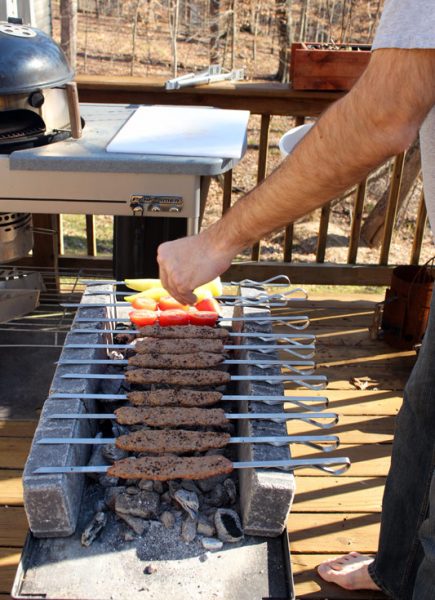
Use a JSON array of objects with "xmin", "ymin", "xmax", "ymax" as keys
[
  {"xmin": 0, "ymin": 291, "xmax": 412, "ymax": 600},
  {"xmin": 0, "ymin": 471, "xmax": 23, "ymax": 506},
  {"xmin": 282, "ymin": 292, "xmax": 412, "ymax": 599},
  {"xmin": 286, "ymin": 390, "xmax": 402, "ymax": 416}
]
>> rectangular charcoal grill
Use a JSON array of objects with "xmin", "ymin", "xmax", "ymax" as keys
[{"xmin": 13, "ymin": 281, "xmax": 349, "ymax": 600}]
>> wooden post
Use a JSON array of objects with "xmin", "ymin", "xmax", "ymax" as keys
[
  {"xmin": 316, "ymin": 202, "xmax": 331, "ymax": 263},
  {"xmin": 379, "ymin": 152, "xmax": 406, "ymax": 265},
  {"xmin": 222, "ymin": 170, "xmax": 233, "ymax": 215},
  {"xmin": 284, "ymin": 223, "xmax": 293, "ymax": 262},
  {"xmin": 410, "ymin": 191, "xmax": 427, "ymax": 265},
  {"xmin": 251, "ymin": 114, "xmax": 271, "ymax": 261},
  {"xmin": 86, "ymin": 215, "xmax": 97, "ymax": 256},
  {"xmin": 347, "ymin": 180, "xmax": 367, "ymax": 264}
]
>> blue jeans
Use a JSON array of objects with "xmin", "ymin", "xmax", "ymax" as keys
[{"xmin": 368, "ymin": 292, "xmax": 435, "ymax": 599}]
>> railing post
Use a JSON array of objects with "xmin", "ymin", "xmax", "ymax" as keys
[
  {"xmin": 316, "ymin": 202, "xmax": 331, "ymax": 263},
  {"xmin": 86, "ymin": 215, "xmax": 97, "ymax": 256},
  {"xmin": 379, "ymin": 152, "xmax": 406, "ymax": 265},
  {"xmin": 347, "ymin": 180, "xmax": 367, "ymax": 264},
  {"xmin": 222, "ymin": 170, "xmax": 233, "ymax": 215},
  {"xmin": 410, "ymin": 190, "xmax": 427, "ymax": 265},
  {"xmin": 251, "ymin": 114, "xmax": 271, "ymax": 261}
]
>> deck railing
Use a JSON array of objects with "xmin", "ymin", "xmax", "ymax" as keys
[{"xmin": 22, "ymin": 76, "xmax": 427, "ymax": 285}]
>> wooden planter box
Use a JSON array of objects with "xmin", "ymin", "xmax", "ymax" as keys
[{"xmin": 290, "ymin": 42, "xmax": 371, "ymax": 91}]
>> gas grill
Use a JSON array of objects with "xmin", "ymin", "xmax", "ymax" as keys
[{"xmin": 11, "ymin": 280, "xmax": 350, "ymax": 600}]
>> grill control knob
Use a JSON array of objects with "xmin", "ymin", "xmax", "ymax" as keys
[
  {"xmin": 28, "ymin": 91, "xmax": 44, "ymax": 108},
  {"xmin": 150, "ymin": 204, "xmax": 161, "ymax": 212},
  {"xmin": 169, "ymin": 206, "xmax": 181, "ymax": 213}
]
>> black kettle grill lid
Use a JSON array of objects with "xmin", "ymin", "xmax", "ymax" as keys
[{"xmin": 0, "ymin": 20, "xmax": 74, "ymax": 95}]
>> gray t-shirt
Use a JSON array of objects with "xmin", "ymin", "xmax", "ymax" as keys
[{"xmin": 372, "ymin": 0, "xmax": 435, "ymax": 233}]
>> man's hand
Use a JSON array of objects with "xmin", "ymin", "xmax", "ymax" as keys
[{"xmin": 157, "ymin": 230, "xmax": 236, "ymax": 305}]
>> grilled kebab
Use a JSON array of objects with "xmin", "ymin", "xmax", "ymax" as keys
[
  {"xmin": 137, "ymin": 324, "xmax": 229, "ymax": 339},
  {"xmin": 125, "ymin": 368, "xmax": 230, "ymax": 387},
  {"xmin": 108, "ymin": 455, "xmax": 233, "ymax": 480},
  {"xmin": 128, "ymin": 389, "xmax": 223, "ymax": 407},
  {"xmin": 128, "ymin": 352, "xmax": 224, "ymax": 369},
  {"xmin": 115, "ymin": 406, "xmax": 228, "ymax": 427},
  {"xmin": 115, "ymin": 429, "xmax": 230, "ymax": 453}
]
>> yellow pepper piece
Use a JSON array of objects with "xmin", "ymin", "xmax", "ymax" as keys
[
  {"xmin": 124, "ymin": 276, "xmax": 222, "ymax": 299},
  {"xmin": 201, "ymin": 277, "xmax": 223, "ymax": 297},
  {"xmin": 193, "ymin": 287, "xmax": 213, "ymax": 302},
  {"xmin": 124, "ymin": 278, "xmax": 161, "ymax": 292},
  {"xmin": 124, "ymin": 287, "xmax": 169, "ymax": 302}
]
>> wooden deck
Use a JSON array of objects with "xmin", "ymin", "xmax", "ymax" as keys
[{"xmin": 0, "ymin": 292, "xmax": 414, "ymax": 599}]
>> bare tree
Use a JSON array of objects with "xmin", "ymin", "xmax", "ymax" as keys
[
  {"xmin": 60, "ymin": 0, "xmax": 78, "ymax": 70},
  {"xmin": 276, "ymin": 0, "xmax": 292, "ymax": 82},
  {"xmin": 169, "ymin": 0, "xmax": 180, "ymax": 77},
  {"xmin": 210, "ymin": 0, "xmax": 220, "ymax": 64},
  {"xmin": 231, "ymin": 0, "xmax": 237, "ymax": 69},
  {"xmin": 130, "ymin": 0, "xmax": 142, "ymax": 76}
]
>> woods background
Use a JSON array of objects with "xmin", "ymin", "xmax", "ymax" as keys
[{"xmin": 49, "ymin": 1, "xmax": 434, "ymax": 267}]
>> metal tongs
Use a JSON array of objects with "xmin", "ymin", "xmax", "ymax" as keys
[{"xmin": 165, "ymin": 65, "xmax": 244, "ymax": 90}]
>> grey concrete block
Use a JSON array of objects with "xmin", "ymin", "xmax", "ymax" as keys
[
  {"xmin": 234, "ymin": 286, "xmax": 295, "ymax": 537},
  {"xmin": 23, "ymin": 285, "xmax": 115, "ymax": 537}
]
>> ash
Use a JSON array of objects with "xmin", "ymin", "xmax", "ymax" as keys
[{"xmin": 137, "ymin": 519, "xmax": 206, "ymax": 560}]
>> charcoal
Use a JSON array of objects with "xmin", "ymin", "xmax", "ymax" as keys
[
  {"xmin": 153, "ymin": 481, "xmax": 165, "ymax": 494},
  {"xmin": 138, "ymin": 480, "xmax": 154, "ymax": 491},
  {"xmin": 104, "ymin": 486, "xmax": 126, "ymax": 511},
  {"xmin": 215, "ymin": 509, "xmax": 244, "ymax": 543},
  {"xmin": 103, "ymin": 444, "xmax": 129, "ymax": 463},
  {"xmin": 180, "ymin": 480, "xmax": 201, "ymax": 494},
  {"xmin": 223, "ymin": 478, "xmax": 237, "ymax": 504},
  {"xmin": 99, "ymin": 475, "xmax": 119, "ymax": 488},
  {"xmin": 118, "ymin": 513, "xmax": 148, "ymax": 535},
  {"xmin": 204, "ymin": 483, "xmax": 229, "ymax": 507},
  {"xmin": 181, "ymin": 515, "xmax": 197, "ymax": 543},
  {"xmin": 144, "ymin": 565, "xmax": 157, "ymax": 575},
  {"xmin": 81, "ymin": 511, "xmax": 107, "ymax": 547},
  {"xmin": 173, "ymin": 489, "xmax": 199, "ymax": 520},
  {"xmin": 201, "ymin": 537, "xmax": 223, "ymax": 552},
  {"xmin": 87, "ymin": 434, "xmax": 109, "ymax": 480},
  {"xmin": 126, "ymin": 486, "xmax": 139, "ymax": 495},
  {"xmin": 168, "ymin": 481, "xmax": 181, "ymax": 497},
  {"xmin": 160, "ymin": 511, "xmax": 175, "ymax": 529},
  {"xmin": 198, "ymin": 473, "xmax": 227, "ymax": 493},
  {"xmin": 115, "ymin": 490, "xmax": 160, "ymax": 519},
  {"xmin": 197, "ymin": 514, "xmax": 215, "ymax": 537}
]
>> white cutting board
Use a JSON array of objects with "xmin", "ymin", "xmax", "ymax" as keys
[{"xmin": 106, "ymin": 105, "xmax": 250, "ymax": 159}]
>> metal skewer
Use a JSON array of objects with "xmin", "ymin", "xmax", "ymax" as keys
[
  {"xmin": 71, "ymin": 316, "xmax": 311, "ymax": 330},
  {"xmin": 37, "ymin": 434, "xmax": 339, "ymax": 452},
  {"xmin": 69, "ymin": 331, "xmax": 316, "ymax": 359},
  {"xmin": 48, "ymin": 411, "xmax": 338, "ymax": 427},
  {"xmin": 56, "ymin": 358, "xmax": 315, "ymax": 374},
  {"xmin": 60, "ymin": 372, "xmax": 327, "ymax": 390},
  {"xmin": 79, "ymin": 275, "xmax": 293, "ymax": 289},
  {"xmin": 69, "ymin": 329, "xmax": 316, "ymax": 342},
  {"xmin": 48, "ymin": 392, "xmax": 329, "ymax": 410},
  {"xmin": 73, "ymin": 289, "xmax": 308, "ymax": 307},
  {"xmin": 62, "ymin": 342, "xmax": 312, "ymax": 353},
  {"xmin": 33, "ymin": 457, "xmax": 351, "ymax": 476}
]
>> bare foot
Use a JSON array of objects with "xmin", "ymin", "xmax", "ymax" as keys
[{"xmin": 317, "ymin": 552, "xmax": 381, "ymax": 591}]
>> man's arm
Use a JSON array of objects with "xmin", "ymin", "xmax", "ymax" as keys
[{"xmin": 158, "ymin": 49, "xmax": 435, "ymax": 304}]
